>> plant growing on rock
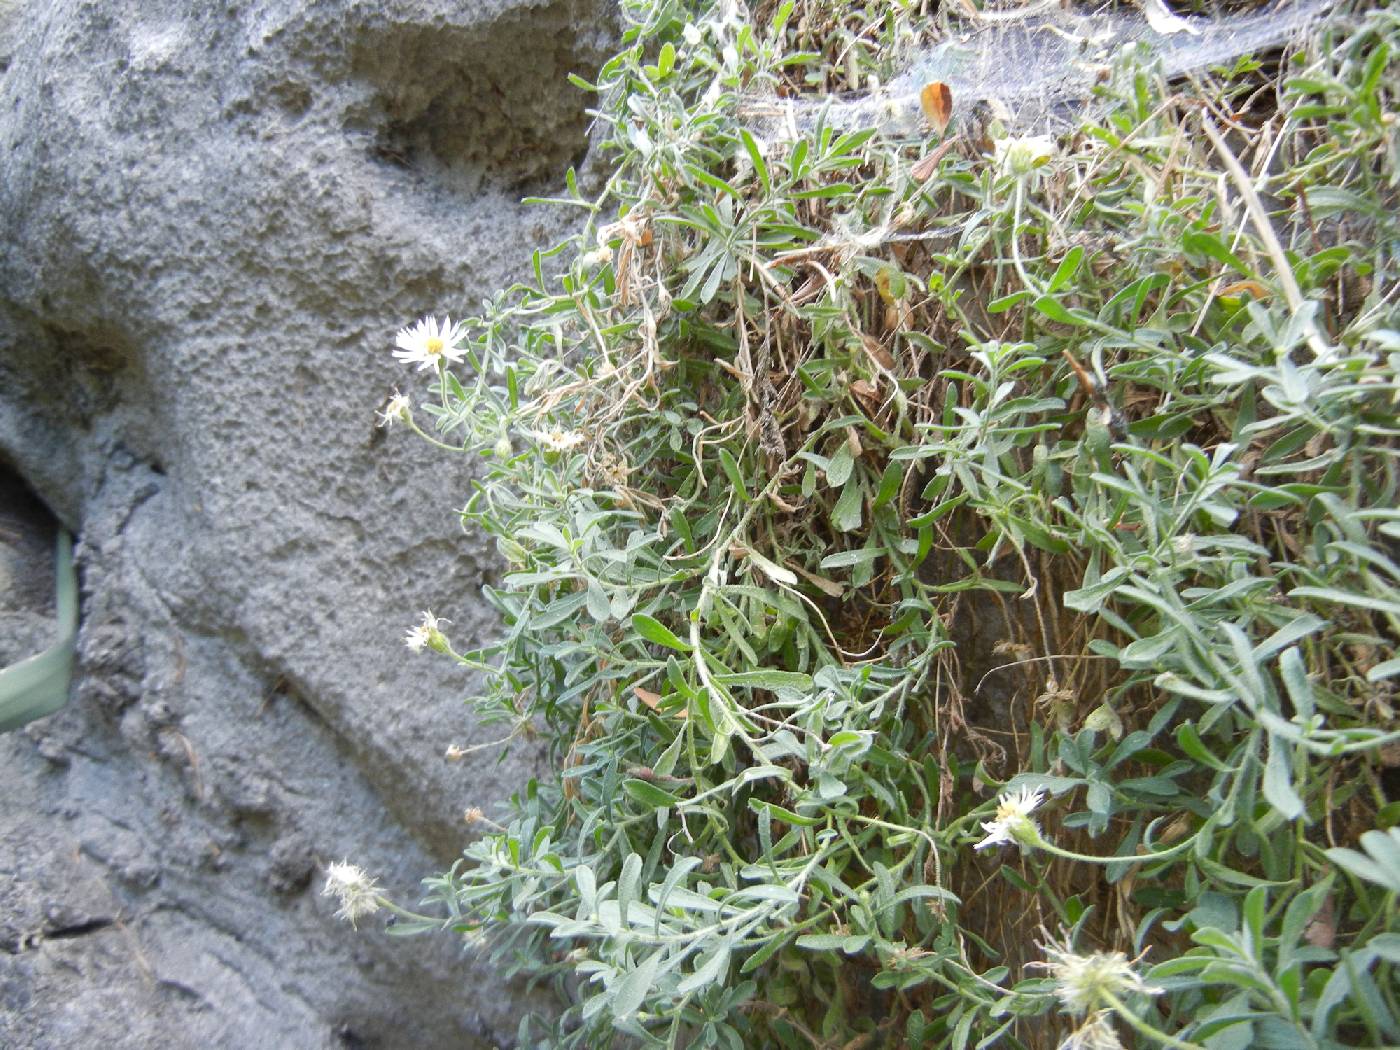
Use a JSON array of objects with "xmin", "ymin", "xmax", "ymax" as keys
[{"xmin": 365, "ymin": 1, "xmax": 1400, "ymax": 1046}]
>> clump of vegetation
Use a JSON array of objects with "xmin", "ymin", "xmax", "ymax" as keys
[{"xmin": 376, "ymin": 1, "xmax": 1400, "ymax": 1046}]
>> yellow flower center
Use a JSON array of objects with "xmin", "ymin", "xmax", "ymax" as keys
[{"xmin": 425, "ymin": 336, "xmax": 445, "ymax": 356}]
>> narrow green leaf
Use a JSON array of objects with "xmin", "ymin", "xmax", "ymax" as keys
[
  {"xmin": 586, "ymin": 578, "xmax": 612, "ymax": 622},
  {"xmin": 740, "ymin": 929, "xmax": 793, "ymax": 974},
  {"xmin": 872, "ymin": 461, "xmax": 903, "ymax": 510},
  {"xmin": 677, "ymin": 941, "xmax": 731, "ymax": 995},
  {"xmin": 1290, "ymin": 586, "xmax": 1400, "ymax": 617},
  {"xmin": 1327, "ymin": 829, "xmax": 1400, "ymax": 893},
  {"xmin": 612, "ymin": 949, "xmax": 663, "ymax": 1019},
  {"xmin": 740, "ymin": 129, "xmax": 770, "ymax": 195},
  {"xmin": 618, "ymin": 853, "xmax": 642, "ymax": 925},
  {"xmin": 988, "ymin": 290, "xmax": 1033, "ymax": 314},
  {"xmin": 1263, "ymin": 736, "xmax": 1304, "ymax": 821},
  {"xmin": 624, "ymin": 778, "xmax": 681, "ymax": 809},
  {"xmin": 797, "ymin": 931, "xmax": 868, "ymax": 953},
  {"xmin": 1176, "ymin": 722, "xmax": 1230, "ymax": 773},
  {"xmin": 770, "ymin": 0, "xmax": 795, "ymax": 36},
  {"xmin": 715, "ymin": 670, "xmax": 813, "ymax": 691},
  {"xmin": 826, "ymin": 443, "xmax": 854, "ymax": 487},
  {"xmin": 718, "ymin": 447, "xmax": 749, "ymax": 501},
  {"xmin": 792, "ymin": 182, "xmax": 854, "ymax": 199},
  {"xmin": 1367, "ymin": 657, "xmax": 1400, "ymax": 682},
  {"xmin": 1243, "ymin": 886, "xmax": 1267, "ymax": 953},
  {"xmin": 819, "ymin": 547, "xmax": 884, "ymax": 570},
  {"xmin": 633, "ymin": 613, "xmax": 692, "ymax": 652},
  {"xmin": 746, "ymin": 548, "xmax": 797, "ymax": 585},
  {"xmin": 1032, "ymin": 295, "xmax": 1085, "ymax": 326},
  {"xmin": 748, "ymin": 798, "xmax": 820, "ymax": 826},
  {"xmin": 1047, "ymin": 245, "xmax": 1085, "ymax": 293},
  {"xmin": 1183, "ymin": 230, "xmax": 1253, "ymax": 276},
  {"xmin": 831, "ymin": 477, "xmax": 863, "ymax": 533},
  {"xmin": 651, "ymin": 856, "xmax": 702, "ymax": 929},
  {"xmin": 685, "ymin": 163, "xmax": 744, "ymax": 200},
  {"xmin": 576, "ymin": 865, "xmax": 597, "ymax": 911}
]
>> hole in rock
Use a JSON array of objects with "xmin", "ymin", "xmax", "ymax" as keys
[
  {"xmin": 351, "ymin": 10, "xmax": 606, "ymax": 196},
  {"xmin": 41, "ymin": 917, "xmax": 115, "ymax": 942},
  {"xmin": 0, "ymin": 462, "xmax": 63, "ymax": 667}
]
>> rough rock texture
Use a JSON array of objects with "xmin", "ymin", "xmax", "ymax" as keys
[{"xmin": 0, "ymin": 0, "xmax": 612, "ymax": 1045}]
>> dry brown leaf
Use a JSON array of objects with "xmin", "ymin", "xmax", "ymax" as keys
[
  {"xmin": 768, "ymin": 490, "xmax": 801, "ymax": 513},
  {"xmin": 794, "ymin": 564, "xmax": 845, "ymax": 598},
  {"xmin": 1217, "ymin": 279, "xmax": 1270, "ymax": 300},
  {"xmin": 911, "ymin": 138, "xmax": 956, "ymax": 182},
  {"xmin": 874, "ymin": 268, "xmax": 896, "ymax": 303},
  {"xmin": 634, "ymin": 684, "xmax": 686, "ymax": 719},
  {"xmin": 919, "ymin": 81, "xmax": 953, "ymax": 134},
  {"xmin": 1304, "ymin": 894, "xmax": 1336, "ymax": 949},
  {"xmin": 862, "ymin": 334, "xmax": 895, "ymax": 371}
]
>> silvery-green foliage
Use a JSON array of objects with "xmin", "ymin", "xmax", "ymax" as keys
[{"xmin": 389, "ymin": 2, "xmax": 1400, "ymax": 1046}]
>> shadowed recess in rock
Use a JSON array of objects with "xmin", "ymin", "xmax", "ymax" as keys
[
  {"xmin": 349, "ymin": 7, "xmax": 606, "ymax": 196},
  {"xmin": 0, "ymin": 464, "xmax": 60, "ymax": 666}
]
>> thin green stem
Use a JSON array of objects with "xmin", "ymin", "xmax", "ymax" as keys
[{"xmin": 1101, "ymin": 991, "xmax": 1205, "ymax": 1050}]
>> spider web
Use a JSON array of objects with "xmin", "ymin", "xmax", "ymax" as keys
[{"xmin": 739, "ymin": 0, "xmax": 1332, "ymax": 140}]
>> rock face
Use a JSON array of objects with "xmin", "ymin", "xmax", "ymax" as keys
[{"xmin": 0, "ymin": 0, "xmax": 611, "ymax": 1045}]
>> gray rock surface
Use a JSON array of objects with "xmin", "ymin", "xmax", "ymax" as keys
[{"xmin": 0, "ymin": 0, "xmax": 612, "ymax": 1045}]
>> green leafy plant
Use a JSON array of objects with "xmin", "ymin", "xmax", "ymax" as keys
[{"xmin": 362, "ymin": 2, "xmax": 1400, "ymax": 1047}]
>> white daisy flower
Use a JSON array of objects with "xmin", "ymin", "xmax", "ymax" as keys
[
  {"xmin": 975, "ymin": 786, "xmax": 1045, "ymax": 851},
  {"xmin": 321, "ymin": 861, "xmax": 382, "ymax": 927},
  {"xmin": 995, "ymin": 134, "xmax": 1056, "ymax": 176},
  {"xmin": 529, "ymin": 428, "xmax": 586, "ymax": 453},
  {"xmin": 404, "ymin": 611, "xmax": 448, "ymax": 654},
  {"xmin": 581, "ymin": 247, "xmax": 613, "ymax": 269},
  {"xmin": 1035, "ymin": 934, "xmax": 1162, "ymax": 1016},
  {"xmin": 377, "ymin": 393, "xmax": 411, "ymax": 428},
  {"xmin": 392, "ymin": 315, "xmax": 467, "ymax": 370}
]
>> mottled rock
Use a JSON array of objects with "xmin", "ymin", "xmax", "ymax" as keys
[{"xmin": 0, "ymin": 0, "xmax": 612, "ymax": 1045}]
